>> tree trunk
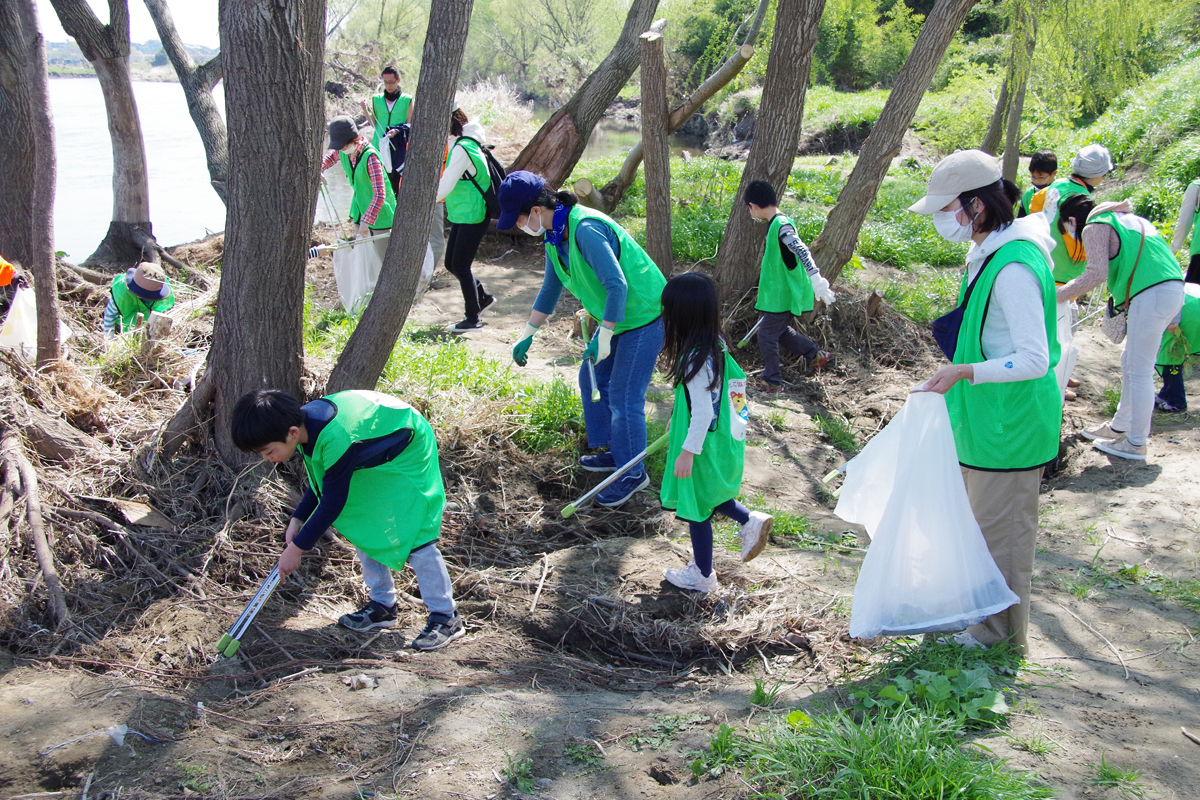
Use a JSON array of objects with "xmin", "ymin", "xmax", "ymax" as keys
[
  {"xmin": 810, "ymin": 0, "xmax": 978, "ymax": 285},
  {"xmin": 587, "ymin": 0, "xmax": 770, "ymax": 213},
  {"xmin": 325, "ymin": 0, "xmax": 473, "ymax": 393},
  {"xmin": 640, "ymin": 26, "xmax": 671, "ymax": 274},
  {"xmin": 711, "ymin": 0, "xmax": 826, "ymax": 298},
  {"xmin": 0, "ymin": 0, "xmax": 62, "ymax": 366},
  {"xmin": 47, "ymin": 0, "xmax": 157, "ymax": 270},
  {"xmin": 979, "ymin": 77, "xmax": 1008, "ymax": 156},
  {"xmin": 207, "ymin": 0, "xmax": 326, "ymax": 463},
  {"xmin": 1002, "ymin": 12, "xmax": 1036, "ymax": 182},
  {"xmin": 507, "ymin": 0, "xmax": 661, "ymax": 188},
  {"xmin": 143, "ymin": 0, "xmax": 228, "ymax": 203}
]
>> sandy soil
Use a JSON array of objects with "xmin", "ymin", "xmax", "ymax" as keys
[{"xmin": 2, "ymin": 248, "xmax": 1199, "ymax": 800}]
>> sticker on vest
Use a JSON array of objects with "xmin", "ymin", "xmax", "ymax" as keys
[
  {"xmin": 728, "ymin": 377, "xmax": 749, "ymax": 441},
  {"xmin": 1005, "ymin": 361, "xmax": 1013, "ymax": 368}
]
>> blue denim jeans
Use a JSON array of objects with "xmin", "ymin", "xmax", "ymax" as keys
[{"xmin": 580, "ymin": 317, "xmax": 664, "ymax": 476}]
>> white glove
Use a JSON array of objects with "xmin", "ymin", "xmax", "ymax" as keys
[
  {"xmin": 596, "ymin": 326, "xmax": 613, "ymax": 362},
  {"xmin": 811, "ymin": 273, "xmax": 836, "ymax": 305}
]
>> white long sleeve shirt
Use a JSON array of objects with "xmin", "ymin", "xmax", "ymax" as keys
[{"xmin": 1171, "ymin": 181, "xmax": 1199, "ymax": 255}]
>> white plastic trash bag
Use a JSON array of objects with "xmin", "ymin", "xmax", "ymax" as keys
[
  {"xmin": 416, "ymin": 243, "xmax": 435, "ymax": 296},
  {"xmin": 0, "ymin": 286, "xmax": 72, "ymax": 360},
  {"xmin": 333, "ymin": 238, "xmax": 384, "ymax": 314},
  {"xmin": 835, "ymin": 392, "xmax": 1019, "ymax": 638}
]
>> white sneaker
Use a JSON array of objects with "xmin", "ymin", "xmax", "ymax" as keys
[
  {"xmin": 738, "ymin": 511, "xmax": 774, "ymax": 563},
  {"xmin": 1081, "ymin": 421, "xmax": 1126, "ymax": 441},
  {"xmin": 1094, "ymin": 434, "xmax": 1147, "ymax": 461},
  {"xmin": 663, "ymin": 562, "xmax": 719, "ymax": 593},
  {"xmin": 936, "ymin": 630, "xmax": 987, "ymax": 649}
]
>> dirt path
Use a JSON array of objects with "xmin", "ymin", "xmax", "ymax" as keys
[{"xmin": 2, "ymin": 255, "xmax": 1199, "ymax": 799}]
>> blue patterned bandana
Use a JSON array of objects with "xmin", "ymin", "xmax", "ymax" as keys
[{"xmin": 544, "ymin": 204, "xmax": 571, "ymax": 247}]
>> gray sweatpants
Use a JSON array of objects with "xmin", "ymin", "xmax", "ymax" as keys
[{"xmin": 357, "ymin": 541, "xmax": 456, "ymax": 617}]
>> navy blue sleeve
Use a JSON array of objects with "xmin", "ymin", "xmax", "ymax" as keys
[
  {"xmin": 292, "ymin": 489, "xmax": 318, "ymax": 522},
  {"xmin": 532, "ymin": 252, "xmax": 565, "ymax": 316},
  {"xmin": 574, "ymin": 219, "xmax": 627, "ymax": 323},
  {"xmin": 292, "ymin": 427, "xmax": 416, "ymax": 551}
]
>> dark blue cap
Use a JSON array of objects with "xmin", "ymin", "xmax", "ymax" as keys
[{"xmin": 496, "ymin": 170, "xmax": 546, "ymax": 230}]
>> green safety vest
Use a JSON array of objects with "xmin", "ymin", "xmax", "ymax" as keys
[
  {"xmin": 660, "ymin": 349, "xmax": 748, "ymax": 523},
  {"xmin": 109, "ymin": 273, "xmax": 175, "ymax": 333},
  {"xmin": 1189, "ymin": 180, "xmax": 1200, "ymax": 258},
  {"xmin": 1032, "ymin": 178, "xmax": 1091, "ymax": 284},
  {"xmin": 339, "ymin": 143, "xmax": 395, "ymax": 229},
  {"xmin": 1157, "ymin": 293, "xmax": 1200, "ymax": 367},
  {"xmin": 299, "ymin": 391, "xmax": 444, "ymax": 570},
  {"xmin": 1089, "ymin": 211, "xmax": 1183, "ymax": 306},
  {"xmin": 1019, "ymin": 185, "xmax": 1036, "ymax": 217},
  {"xmin": 545, "ymin": 205, "xmax": 667, "ymax": 334},
  {"xmin": 443, "ymin": 137, "xmax": 489, "ymax": 224},
  {"xmin": 944, "ymin": 240, "xmax": 1062, "ymax": 471},
  {"xmin": 370, "ymin": 93, "xmax": 411, "ymax": 149},
  {"xmin": 755, "ymin": 213, "xmax": 814, "ymax": 316}
]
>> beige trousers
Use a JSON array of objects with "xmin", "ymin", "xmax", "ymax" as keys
[{"xmin": 960, "ymin": 466, "xmax": 1043, "ymax": 654}]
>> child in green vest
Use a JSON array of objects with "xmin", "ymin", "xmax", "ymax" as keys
[
  {"xmin": 743, "ymin": 180, "xmax": 836, "ymax": 394},
  {"xmin": 658, "ymin": 273, "xmax": 773, "ymax": 592},
  {"xmin": 231, "ymin": 389, "xmax": 464, "ymax": 651},
  {"xmin": 1018, "ymin": 150, "xmax": 1057, "ymax": 218},
  {"xmin": 102, "ymin": 262, "xmax": 175, "ymax": 337},
  {"xmin": 1155, "ymin": 286, "xmax": 1200, "ymax": 412}
]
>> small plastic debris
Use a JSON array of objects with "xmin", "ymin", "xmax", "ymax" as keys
[{"xmin": 343, "ymin": 674, "xmax": 377, "ymax": 691}]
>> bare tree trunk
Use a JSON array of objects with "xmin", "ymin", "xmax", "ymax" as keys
[
  {"xmin": 1002, "ymin": 12, "xmax": 1036, "ymax": 182},
  {"xmin": 585, "ymin": 0, "xmax": 770, "ymax": 213},
  {"xmin": 640, "ymin": 25, "xmax": 671, "ymax": 274},
  {"xmin": 207, "ymin": 0, "xmax": 326, "ymax": 463},
  {"xmin": 144, "ymin": 0, "xmax": 228, "ymax": 203},
  {"xmin": 810, "ymin": 0, "xmax": 978, "ymax": 285},
  {"xmin": 0, "ymin": 0, "xmax": 62, "ymax": 365},
  {"xmin": 979, "ymin": 77, "xmax": 1008, "ymax": 156},
  {"xmin": 507, "ymin": 0, "xmax": 661, "ymax": 188},
  {"xmin": 325, "ymin": 0, "xmax": 473, "ymax": 393},
  {"xmin": 711, "ymin": 0, "xmax": 826, "ymax": 298},
  {"xmin": 48, "ymin": 0, "xmax": 157, "ymax": 270}
]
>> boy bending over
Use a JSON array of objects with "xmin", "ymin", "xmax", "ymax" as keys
[{"xmin": 232, "ymin": 389, "xmax": 463, "ymax": 651}]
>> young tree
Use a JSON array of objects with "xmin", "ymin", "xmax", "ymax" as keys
[
  {"xmin": 47, "ymin": 0, "xmax": 157, "ymax": 269},
  {"xmin": 326, "ymin": 0, "xmax": 474, "ymax": 393},
  {"xmin": 143, "ymin": 0, "xmax": 228, "ymax": 203},
  {"xmin": 507, "ymin": 0, "xmax": 661, "ymax": 188},
  {"xmin": 711, "ymin": 0, "xmax": 826, "ymax": 297},
  {"xmin": 206, "ymin": 0, "xmax": 326, "ymax": 463},
  {"xmin": 0, "ymin": 0, "xmax": 61, "ymax": 365},
  {"xmin": 809, "ymin": 0, "xmax": 977, "ymax": 286},
  {"xmin": 640, "ymin": 25, "xmax": 671, "ymax": 273}
]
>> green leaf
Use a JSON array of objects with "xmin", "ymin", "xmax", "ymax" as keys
[{"xmin": 787, "ymin": 710, "xmax": 813, "ymax": 729}]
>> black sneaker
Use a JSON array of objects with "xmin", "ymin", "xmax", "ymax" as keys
[
  {"xmin": 579, "ymin": 452, "xmax": 618, "ymax": 472},
  {"xmin": 595, "ymin": 470, "xmax": 651, "ymax": 508},
  {"xmin": 411, "ymin": 612, "xmax": 465, "ymax": 651},
  {"xmin": 338, "ymin": 600, "xmax": 398, "ymax": 632},
  {"xmin": 449, "ymin": 318, "xmax": 482, "ymax": 333},
  {"xmin": 478, "ymin": 292, "xmax": 496, "ymax": 314}
]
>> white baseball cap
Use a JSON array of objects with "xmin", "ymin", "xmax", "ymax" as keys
[
  {"xmin": 908, "ymin": 150, "xmax": 1003, "ymax": 214},
  {"xmin": 1071, "ymin": 144, "xmax": 1114, "ymax": 178}
]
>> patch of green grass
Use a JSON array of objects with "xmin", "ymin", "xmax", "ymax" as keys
[
  {"xmin": 177, "ymin": 764, "xmax": 214, "ymax": 793},
  {"xmin": 1008, "ymin": 732, "xmax": 1061, "ymax": 756},
  {"xmin": 872, "ymin": 267, "xmax": 962, "ymax": 325},
  {"xmin": 509, "ymin": 377, "xmax": 585, "ymax": 453},
  {"xmin": 503, "ymin": 752, "xmax": 536, "ymax": 793},
  {"xmin": 749, "ymin": 675, "xmax": 785, "ymax": 708},
  {"xmin": 761, "ymin": 409, "xmax": 789, "ymax": 432},
  {"xmin": 1102, "ymin": 384, "xmax": 1122, "ymax": 417},
  {"xmin": 1124, "ymin": 564, "xmax": 1200, "ymax": 613},
  {"xmin": 1091, "ymin": 753, "xmax": 1146, "ymax": 798},
  {"xmin": 865, "ymin": 638, "xmax": 1024, "ymax": 684},
  {"xmin": 697, "ymin": 710, "xmax": 1054, "ymax": 799},
  {"xmin": 813, "ymin": 412, "xmax": 859, "ymax": 453},
  {"xmin": 563, "ymin": 740, "xmax": 605, "ymax": 768},
  {"xmin": 627, "ymin": 714, "xmax": 707, "ymax": 752}
]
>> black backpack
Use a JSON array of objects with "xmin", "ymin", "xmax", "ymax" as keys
[{"xmin": 457, "ymin": 136, "xmax": 505, "ymax": 219}]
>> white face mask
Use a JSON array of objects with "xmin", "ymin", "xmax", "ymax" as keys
[
  {"xmin": 1064, "ymin": 219, "xmax": 1078, "ymax": 239},
  {"xmin": 520, "ymin": 212, "xmax": 545, "ymax": 237},
  {"xmin": 933, "ymin": 205, "xmax": 976, "ymax": 243}
]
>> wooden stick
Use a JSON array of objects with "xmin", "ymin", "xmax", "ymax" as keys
[
  {"xmin": 1182, "ymin": 727, "xmax": 1200, "ymax": 747},
  {"xmin": 529, "ymin": 554, "xmax": 550, "ymax": 613},
  {"xmin": 1051, "ymin": 600, "xmax": 1129, "ymax": 680}
]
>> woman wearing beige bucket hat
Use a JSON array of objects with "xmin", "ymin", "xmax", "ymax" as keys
[{"xmin": 909, "ymin": 149, "xmax": 1062, "ymax": 655}]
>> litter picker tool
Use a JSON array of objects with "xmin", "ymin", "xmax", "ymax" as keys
[
  {"xmin": 821, "ymin": 464, "xmax": 847, "ymax": 499},
  {"xmin": 577, "ymin": 311, "xmax": 602, "ymax": 403},
  {"xmin": 737, "ymin": 317, "xmax": 763, "ymax": 349},
  {"xmin": 319, "ymin": 182, "xmax": 351, "ymax": 241},
  {"xmin": 215, "ymin": 565, "xmax": 282, "ymax": 658},
  {"xmin": 561, "ymin": 433, "xmax": 669, "ymax": 518},
  {"xmin": 309, "ymin": 230, "xmax": 391, "ymax": 258}
]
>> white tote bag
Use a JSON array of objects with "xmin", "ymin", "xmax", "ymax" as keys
[
  {"xmin": 0, "ymin": 286, "xmax": 72, "ymax": 360},
  {"xmin": 332, "ymin": 238, "xmax": 384, "ymax": 314},
  {"xmin": 835, "ymin": 392, "xmax": 1019, "ymax": 638}
]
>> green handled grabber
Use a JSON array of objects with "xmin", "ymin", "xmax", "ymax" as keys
[
  {"xmin": 216, "ymin": 565, "xmax": 281, "ymax": 658},
  {"xmin": 561, "ymin": 433, "xmax": 669, "ymax": 518}
]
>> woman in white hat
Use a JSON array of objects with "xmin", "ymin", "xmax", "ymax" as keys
[{"xmin": 910, "ymin": 149, "xmax": 1062, "ymax": 655}]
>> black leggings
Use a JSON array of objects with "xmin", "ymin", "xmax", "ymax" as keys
[
  {"xmin": 1186, "ymin": 254, "xmax": 1200, "ymax": 285},
  {"xmin": 445, "ymin": 219, "xmax": 489, "ymax": 320}
]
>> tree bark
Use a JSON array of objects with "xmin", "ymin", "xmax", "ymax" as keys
[
  {"xmin": 48, "ymin": 0, "xmax": 157, "ymax": 270},
  {"xmin": 325, "ymin": 0, "xmax": 473, "ymax": 393},
  {"xmin": 810, "ymin": 0, "xmax": 978, "ymax": 285},
  {"xmin": 640, "ymin": 26, "xmax": 671, "ymax": 274},
  {"xmin": 143, "ymin": 0, "xmax": 228, "ymax": 203},
  {"xmin": 0, "ymin": 0, "xmax": 62, "ymax": 365},
  {"xmin": 1002, "ymin": 12, "xmax": 1036, "ymax": 182},
  {"xmin": 587, "ymin": 0, "xmax": 770, "ymax": 213},
  {"xmin": 207, "ymin": 0, "xmax": 326, "ymax": 463},
  {"xmin": 507, "ymin": 0, "xmax": 661, "ymax": 188},
  {"xmin": 712, "ymin": 0, "xmax": 826, "ymax": 298},
  {"xmin": 979, "ymin": 76, "xmax": 1008, "ymax": 156}
]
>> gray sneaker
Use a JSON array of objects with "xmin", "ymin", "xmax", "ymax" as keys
[
  {"xmin": 1094, "ymin": 434, "xmax": 1147, "ymax": 461},
  {"xmin": 411, "ymin": 612, "xmax": 465, "ymax": 651},
  {"xmin": 339, "ymin": 600, "xmax": 398, "ymax": 632}
]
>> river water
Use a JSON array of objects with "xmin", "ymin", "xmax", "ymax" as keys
[{"xmin": 48, "ymin": 78, "xmax": 700, "ymax": 257}]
